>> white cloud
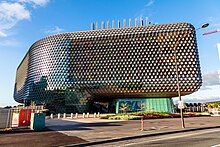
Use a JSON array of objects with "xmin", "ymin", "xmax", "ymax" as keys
[
  {"xmin": 0, "ymin": 0, "xmax": 50, "ymax": 38},
  {"xmin": 202, "ymin": 70, "xmax": 220, "ymax": 87},
  {"xmin": 206, "ymin": 16, "xmax": 220, "ymax": 30},
  {"xmin": 177, "ymin": 70, "xmax": 220, "ymax": 103},
  {"xmin": 135, "ymin": 0, "xmax": 155, "ymax": 22},
  {"xmin": 180, "ymin": 85, "xmax": 220, "ymax": 103},
  {"xmin": 145, "ymin": 0, "xmax": 155, "ymax": 7},
  {"xmin": 0, "ymin": 1, "xmax": 30, "ymax": 37},
  {"xmin": 0, "ymin": 38, "xmax": 20, "ymax": 46},
  {"xmin": 0, "ymin": 2, "xmax": 30, "ymax": 20},
  {"xmin": 45, "ymin": 26, "xmax": 64, "ymax": 35},
  {"xmin": 213, "ymin": 23, "xmax": 220, "ymax": 27},
  {"xmin": 18, "ymin": 0, "xmax": 50, "ymax": 7},
  {"xmin": 0, "ymin": 31, "xmax": 7, "ymax": 37},
  {"xmin": 208, "ymin": 16, "xmax": 214, "ymax": 22}
]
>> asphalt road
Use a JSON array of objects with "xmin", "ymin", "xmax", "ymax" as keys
[{"xmin": 92, "ymin": 128, "xmax": 220, "ymax": 147}]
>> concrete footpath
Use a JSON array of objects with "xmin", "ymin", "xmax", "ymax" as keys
[{"xmin": 46, "ymin": 116, "xmax": 220, "ymax": 146}]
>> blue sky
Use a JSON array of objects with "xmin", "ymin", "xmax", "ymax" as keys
[{"xmin": 0, "ymin": 0, "xmax": 220, "ymax": 107}]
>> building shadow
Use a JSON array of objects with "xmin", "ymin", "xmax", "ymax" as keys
[{"xmin": 46, "ymin": 119, "xmax": 123, "ymax": 131}]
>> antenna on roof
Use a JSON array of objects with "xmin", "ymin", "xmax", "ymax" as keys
[
  {"xmin": 123, "ymin": 19, "xmax": 126, "ymax": 28},
  {"xmin": 129, "ymin": 18, "xmax": 132, "ymax": 27},
  {"xmin": 145, "ymin": 17, "xmax": 148, "ymax": 26},
  {"xmin": 118, "ymin": 20, "xmax": 121, "ymax": 28},
  {"xmin": 95, "ymin": 22, "xmax": 98, "ymax": 30},
  {"xmin": 101, "ymin": 21, "xmax": 105, "ymax": 29},
  {"xmin": 90, "ymin": 17, "xmax": 153, "ymax": 30},
  {"xmin": 90, "ymin": 22, "xmax": 95, "ymax": 30},
  {"xmin": 135, "ymin": 18, "xmax": 138, "ymax": 27},
  {"xmin": 140, "ymin": 18, "xmax": 144, "ymax": 26},
  {"xmin": 107, "ymin": 21, "xmax": 110, "ymax": 29},
  {"xmin": 112, "ymin": 20, "xmax": 115, "ymax": 28}
]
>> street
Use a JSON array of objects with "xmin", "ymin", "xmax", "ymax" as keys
[
  {"xmin": 2, "ymin": 117, "xmax": 220, "ymax": 147},
  {"xmin": 47, "ymin": 117, "xmax": 220, "ymax": 143},
  {"xmin": 93, "ymin": 128, "xmax": 220, "ymax": 147}
]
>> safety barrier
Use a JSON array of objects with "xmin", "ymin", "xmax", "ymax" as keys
[{"xmin": 0, "ymin": 109, "xmax": 12, "ymax": 129}]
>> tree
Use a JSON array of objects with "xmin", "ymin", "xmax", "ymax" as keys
[{"xmin": 4, "ymin": 106, "xmax": 12, "ymax": 109}]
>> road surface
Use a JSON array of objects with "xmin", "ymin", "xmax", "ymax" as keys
[{"xmin": 92, "ymin": 128, "xmax": 220, "ymax": 147}]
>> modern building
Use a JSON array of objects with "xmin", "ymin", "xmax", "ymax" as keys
[{"xmin": 14, "ymin": 22, "xmax": 202, "ymax": 113}]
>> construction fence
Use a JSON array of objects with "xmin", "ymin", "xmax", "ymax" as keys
[{"xmin": 0, "ymin": 105, "xmax": 44, "ymax": 130}]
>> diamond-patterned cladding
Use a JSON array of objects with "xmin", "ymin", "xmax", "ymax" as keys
[{"xmin": 14, "ymin": 22, "xmax": 202, "ymax": 112}]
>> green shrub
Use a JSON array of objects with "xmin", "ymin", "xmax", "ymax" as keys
[{"xmin": 99, "ymin": 112, "xmax": 211, "ymax": 120}]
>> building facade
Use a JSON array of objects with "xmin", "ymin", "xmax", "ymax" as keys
[{"xmin": 14, "ymin": 22, "xmax": 202, "ymax": 113}]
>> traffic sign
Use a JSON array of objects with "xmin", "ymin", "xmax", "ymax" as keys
[{"xmin": 178, "ymin": 100, "xmax": 185, "ymax": 109}]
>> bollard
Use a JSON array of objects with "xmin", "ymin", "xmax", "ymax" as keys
[
  {"xmin": 75, "ymin": 113, "xmax": 78, "ymax": 118},
  {"xmin": 63, "ymin": 113, "xmax": 66, "ymax": 118},
  {"xmin": 94, "ymin": 113, "xmax": 96, "ymax": 118},
  {"xmin": 58, "ymin": 113, "xmax": 60, "ymax": 119},
  {"xmin": 97, "ymin": 112, "xmax": 100, "ymax": 118},
  {"xmin": 140, "ymin": 116, "xmax": 144, "ymax": 131},
  {"xmin": 70, "ymin": 113, "xmax": 73, "ymax": 119},
  {"xmin": 50, "ymin": 114, "xmax": 53, "ymax": 119},
  {"xmin": 86, "ymin": 112, "xmax": 89, "ymax": 118},
  {"xmin": 82, "ymin": 113, "xmax": 85, "ymax": 118}
]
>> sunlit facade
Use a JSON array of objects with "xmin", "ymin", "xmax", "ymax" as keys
[{"xmin": 14, "ymin": 22, "xmax": 202, "ymax": 113}]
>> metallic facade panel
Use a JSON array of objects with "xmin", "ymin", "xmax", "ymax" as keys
[{"xmin": 14, "ymin": 22, "xmax": 202, "ymax": 112}]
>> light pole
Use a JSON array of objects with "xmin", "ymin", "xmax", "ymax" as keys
[
  {"xmin": 172, "ymin": 31, "xmax": 187, "ymax": 129},
  {"xmin": 174, "ymin": 23, "xmax": 209, "ymax": 128},
  {"xmin": 156, "ymin": 23, "xmax": 209, "ymax": 129}
]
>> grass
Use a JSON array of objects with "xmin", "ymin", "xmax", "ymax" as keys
[{"xmin": 100, "ymin": 112, "xmax": 211, "ymax": 120}]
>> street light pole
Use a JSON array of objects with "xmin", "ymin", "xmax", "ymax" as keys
[
  {"xmin": 157, "ymin": 30, "xmax": 188, "ymax": 129},
  {"xmin": 172, "ymin": 32, "xmax": 186, "ymax": 128},
  {"xmin": 158, "ymin": 23, "xmax": 209, "ymax": 129},
  {"xmin": 173, "ymin": 23, "xmax": 209, "ymax": 129}
]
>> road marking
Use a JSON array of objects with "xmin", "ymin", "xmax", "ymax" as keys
[{"xmin": 124, "ymin": 128, "xmax": 220, "ymax": 146}]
